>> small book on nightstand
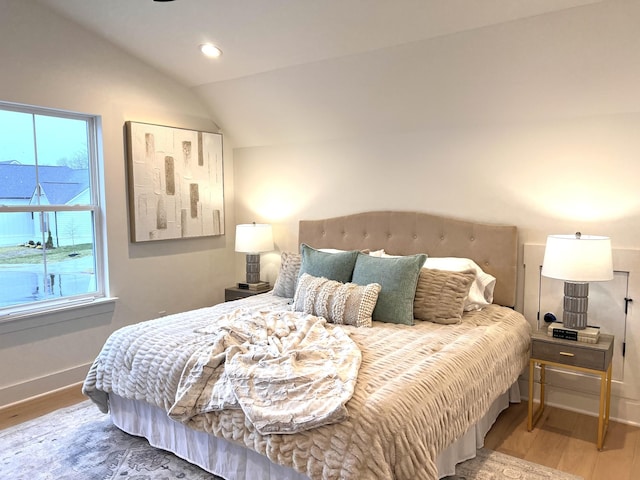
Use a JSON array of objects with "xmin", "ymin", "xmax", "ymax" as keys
[
  {"xmin": 547, "ymin": 323, "xmax": 600, "ymax": 344},
  {"xmin": 237, "ymin": 281, "xmax": 271, "ymax": 291}
]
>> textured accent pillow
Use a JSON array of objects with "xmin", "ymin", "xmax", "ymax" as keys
[
  {"xmin": 292, "ymin": 273, "xmax": 381, "ymax": 327},
  {"xmin": 298, "ymin": 244, "xmax": 359, "ymax": 283},
  {"xmin": 424, "ymin": 257, "xmax": 496, "ymax": 311},
  {"xmin": 413, "ymin": 268, "xmax": 475, "ymax": 324},
  {"xmin": 272, "ymin": 251, "xmax": 302, "ymax": 298},
  {"xmin": 351, "ymin": 252, "xmax": 427, "ymax": 325}
]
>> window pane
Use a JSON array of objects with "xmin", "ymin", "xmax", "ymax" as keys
[
  {"xmin": 0, "ymin": 110, "xmax": 36, "ymax": 206},
  {"xmin": 0, "ymin": 111, "xmax": 91, "ymax": 208},
  {"xmin": 34, "ymin": 114, "xmax": 92, "ymax": 206},
  {"xmin": 0, "ymin": 210, "xmax": 97, "ymax": 308}
]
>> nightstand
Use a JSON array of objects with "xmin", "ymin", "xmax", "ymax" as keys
[
  {"xmin": 224, "ymin": 286, "xmax": 271, "ymax": 302},
  {"xmin": 528, "ymin": 328, "xmax": 614, "ymax": 450}
]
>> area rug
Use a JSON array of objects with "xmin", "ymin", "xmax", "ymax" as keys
[
  {"xmin": 443, "ymin": 448, "xmax": 583, "ymax": 480},
  {"xmin": 1, "ymin": 400, "xmax": 582, "ymax": 480}
]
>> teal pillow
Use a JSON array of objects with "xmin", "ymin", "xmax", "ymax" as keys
[
  {"xmin": 352, "ymin": 252, "xmax": 427, "ymax": 325},
  {"xmin": 298, "ymin": 244, "xmax": 359, "ymax": 283}
]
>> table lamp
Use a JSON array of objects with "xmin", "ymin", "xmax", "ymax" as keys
[
  {"xmin": 235, "ymin": 223, "xmax": 274, "ymax": 285},
  {"xmin": 541, "ymin": 232, "xmax": 613, "ymax": 330}
]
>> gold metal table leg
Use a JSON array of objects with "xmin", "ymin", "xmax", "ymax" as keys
[
  {"xmin": 528, "ymin": 359, "xmax": 534, "ymax": 431},
  {"xmin": 598, "ymin": 362, "xmax": 613, "ymax": 450},
  {"xmin": 528, "ymin": 360, "xmax": 546, "ymax": 431}
]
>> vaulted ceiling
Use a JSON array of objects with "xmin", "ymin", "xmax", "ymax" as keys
[{"xmin": 35, "ymin": 0, "xmax": 604, "ymax": 147}]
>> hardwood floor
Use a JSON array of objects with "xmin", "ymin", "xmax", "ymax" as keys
[
  {"xmin": 2, "ymin": 388, "xmax": 639, "ymax": 479},
  {"xmin": 485, "ymin": 401, "xmax": 640, "ymax": 480},
  {"xmin": 0, "ymin": 383, "xmax": 85, "ymax": 430}
]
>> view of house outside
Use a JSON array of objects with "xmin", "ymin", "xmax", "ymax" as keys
[{"xmin": 0, "ymin": 108, "xmax": 98, "ymax": 309}]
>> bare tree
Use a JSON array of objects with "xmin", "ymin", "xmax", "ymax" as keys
[{"xmin": 57, "ymin": 148, "xmax": 88, "ymax": 169}]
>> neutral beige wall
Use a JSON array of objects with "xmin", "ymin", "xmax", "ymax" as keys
[
  {"xmin": 234, "ymin": 115, "xmax": 640, "ymax": 285},
  {"xmin": 228, "ymin": 0, "xmax": 640, "ymax": 282},
  {"xmin": 0, "ymin": 0, "xmax": 235, "ymax": 406},
  {"xmin": 229, "ymin": 1, "xmax": 640, "ymax": 423}
]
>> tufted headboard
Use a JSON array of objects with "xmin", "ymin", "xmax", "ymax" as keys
[{"xmin": 299, "ymin": 211, "xmax": 518, "ymax": 308}]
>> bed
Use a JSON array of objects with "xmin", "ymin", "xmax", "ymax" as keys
[{"xmin": 83, "ymin": 210, "xmax": 530, "ymax": 480}]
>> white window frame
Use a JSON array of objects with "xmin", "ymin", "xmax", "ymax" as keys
[{"xmin": 0, "ymin": 101, "xmax": 109, "ymax": 322}]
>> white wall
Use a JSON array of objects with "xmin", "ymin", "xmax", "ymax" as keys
[
  {"xmin": 221, "ymin": 0, "xmax": 640, "ymax": 296},
  {"xmin": 227, "ymin": 1, "xmax": 640, "ymax": 423},
  {"xmin": 0, "ymin": 0, "xmax": 236, "ymax": 406},
  {"xmin": 201, "ymin": 0, "xmax": 640, "ymax": 279}
]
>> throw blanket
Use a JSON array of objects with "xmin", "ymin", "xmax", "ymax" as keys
[
  {"xmin": 168, "ymin": 308, "xmax": 361, "ymax": 434},
  {"xmin": 83, "ymin": 294, "xmax": 530, "ymax": 480}
]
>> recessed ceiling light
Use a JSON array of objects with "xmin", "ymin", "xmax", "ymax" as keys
[{"xmin": 200, "ymin": 43, "xmax": 222, "ymax": 58}]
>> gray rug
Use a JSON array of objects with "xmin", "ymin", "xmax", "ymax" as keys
[
  {"xmin": 443, "ymin": 449, "xmax": 583, "ymax": 480},
  {"xmin": 1, "ymin": 401, "xmax": 582, "ymax": 480}
]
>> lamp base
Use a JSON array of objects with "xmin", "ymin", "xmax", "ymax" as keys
[
  {"xmin": 562, "ymin": 281, "xmax": 589, "ymax": 330},
  {"xmin": 245, "ymin": 253, "xmax": 261, "ymax": 284}
]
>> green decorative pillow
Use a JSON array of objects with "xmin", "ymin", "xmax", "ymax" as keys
[
  {"xmin": 351, "ymin": 252, "xmax": 427, "ymax": 325},
  {"xmin": 413, "ymin": 268, "xmax": 475, "ymax": 324},
  {"xmin": 272, "ymin": 251, "xmax": 302, "ymax": 298},
  {"xmin": 298, "ymin": 244, "xmax": 359, "ymax": 283},
  {"xmin": 292, "ymin": 273, "xmax": 381, "ymax": 327}
]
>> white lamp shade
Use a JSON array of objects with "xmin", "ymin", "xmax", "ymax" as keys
[
  {"xmin": 541, "ymin": 234, "xmax": 613, "ymax": 282},
  {"xmin": 235, "ymin": 223, "xmax": 274, "ymax": 253}
]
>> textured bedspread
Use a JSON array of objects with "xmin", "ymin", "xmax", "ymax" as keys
[{"xmin": 83, "ymin": 293, "xmax": 530, "ymax": 480}]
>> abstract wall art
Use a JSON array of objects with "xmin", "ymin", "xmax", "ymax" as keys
[{"xmin": 125, "ymin": 121, "xmax": 224, "ymax": 242}]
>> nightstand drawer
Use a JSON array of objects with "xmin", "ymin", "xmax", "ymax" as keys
[
  {"xmin": 225, "ymin": 290, "xmax": 251, "ymax": 301},
  {"xmin": 531, "ymin": 341, "xmax": 607, "ymax": 370}
]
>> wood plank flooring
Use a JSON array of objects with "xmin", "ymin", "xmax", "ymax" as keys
[
  {"xmin": 484, "ymin": 401, "xmax": 640, "ymax": 480},
  {"xmin": 2, "ymin": 388, "xmax": 639, "ymax": 479},
  {"xmin": 0, "ymin": 383, "xmax": 85, "ymax": 430}
]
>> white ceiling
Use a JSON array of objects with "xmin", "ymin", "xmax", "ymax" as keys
[
  {"xmin": 36, "ymin": 0, "xmax": 599, "ymax": 88},
  {"xmin": 33, "ymin": 0, "xmax": 615, "ymax": 148}
]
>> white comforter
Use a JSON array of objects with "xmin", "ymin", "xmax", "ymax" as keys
[
  {"xmin": 83, "ymin": 293, "xmax": 530, "ymax": 480},
  {"xmin": 168, "ymin": 308, "xmax": 361, "ymax": 434}
]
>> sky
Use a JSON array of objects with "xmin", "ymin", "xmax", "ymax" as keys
[{"xmin": 0, "ymin": 108, "xmax": 88, "ymax": 166}]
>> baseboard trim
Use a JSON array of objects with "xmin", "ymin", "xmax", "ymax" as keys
[
  {"xmin": 1, "ymin": 363, "xmax": 91, "ymax": 408},
  {"xmin": 0, "ymin": 381, "xmax": 86, "ymax": 430}
]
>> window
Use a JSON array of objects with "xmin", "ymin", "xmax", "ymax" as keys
[{"xmin": 0, "ymin": 102, "xmax": 106, "ymax": 316}]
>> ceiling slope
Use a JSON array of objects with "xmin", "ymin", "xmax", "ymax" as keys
[
  {"xmin": 36, "ymin": 0, "xmax": 600, "ymax": 87},
  {"xmin": 34, "ymin": 0, "xmax": 608, "ymax": 147}
]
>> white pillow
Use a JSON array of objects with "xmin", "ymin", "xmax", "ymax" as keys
[
  {"xmin": 423, "ymin": 257, "xmax": 496, "ymax": 311},
  {"xmin": 318, "ymin": 248, "xmax": 352, "ymax": 254},
  {"xmin": 318, "ymin": 248, "xmax": 385, "ymax": 257}
]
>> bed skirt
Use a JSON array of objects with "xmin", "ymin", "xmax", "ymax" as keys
[{"xmin": 109, "ymin": 383, "xmax": 520, "ymax": 480}]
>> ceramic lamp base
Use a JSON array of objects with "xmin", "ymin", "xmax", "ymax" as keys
[
  {"xmin": 562, "ymin": 281, "xmax": 589, "ymax": 329},
  {"xmin": 245, "ymin": 253, "xmax": 261, "ymax": 284}
]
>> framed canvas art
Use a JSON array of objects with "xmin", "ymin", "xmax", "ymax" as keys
[{"xmin": 125, "ymin": 121, "xmax": 224, "ymax": 242}]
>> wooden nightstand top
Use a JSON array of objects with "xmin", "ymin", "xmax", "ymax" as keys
[{"xmin": 225, "ymin": 286, "xmax": 272, "ymax": 302}]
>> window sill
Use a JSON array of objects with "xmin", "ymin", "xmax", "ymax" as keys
[{"xmin": 0, "ymin": 297, "xmax": 117, "ymax": 335}]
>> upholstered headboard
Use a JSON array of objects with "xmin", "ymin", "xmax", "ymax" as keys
[{"xmin": 299, "ymin": 211, "xmax": 518, "ymax": 308}]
